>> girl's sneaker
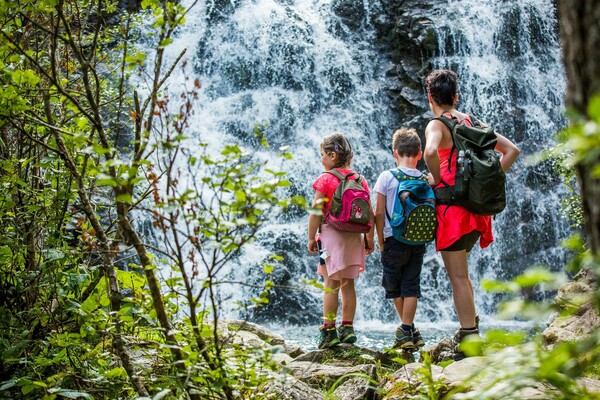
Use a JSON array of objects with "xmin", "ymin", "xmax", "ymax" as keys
[
  {"xmin": 337, "ymin": 324, "xmax": 357, "ymax": 344},
  {"xmin": 318, "ymin": 326, "xmax": 341, "ymax": 349}
]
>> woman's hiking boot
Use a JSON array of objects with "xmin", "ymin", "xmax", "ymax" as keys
[
  {"xmin": 413, "ymin": 326, "xmax": 425, "ymax": 349},
  {"xmin": 337, "ymin": 324, "xmax": 357, "ymax": 344},
  {"xmin": 393, "ymin": 326, "xmax": 415, "ymax": 350},
  {"xmin": 452, "ymin": 327, "xmax": 480, "ymax": 361},
  {"xmin": 318, "ymin": 326, "xmax": 340, "ymax": 349}
]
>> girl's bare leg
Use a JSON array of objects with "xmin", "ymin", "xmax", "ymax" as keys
[
  {"xmin": 322, "ymin": 269, "xmax": 341, "ymax": 326},
  {"xmin": 339, "ymin": 278, "xmax": 356, "ymax": 322}
]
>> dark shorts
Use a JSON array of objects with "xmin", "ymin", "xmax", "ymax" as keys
[
  {"xmin": 380, "ymin": 237, "xmax": 425, "ymax": 299},
  {"xmin": 440, "ymin": 230, "xmax": 481, "ymax": 252}
]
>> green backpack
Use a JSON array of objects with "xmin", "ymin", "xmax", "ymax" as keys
[{"xmin": 432, "ymin": 113, "xmax": 506, "ymax": 216}]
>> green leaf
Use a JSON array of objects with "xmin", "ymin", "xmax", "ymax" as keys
[
  {"xmin": 42, "ymin": 248, "xmax": 64, "ymax": 262},
  {"xmin": 0, "ymin": 380, "xmax": 17, "ymax": 391},
  {"xmin": 159, "ymin": 38, "xmax": 173, "ymax": 48},
  {"xmin": 263, "ymin": 264, "xmax": 274, "ymax": 274},
  {"xmin": 459, "ymin": 335, "xmax": 483, "ymax": 357},
  {"xmin": 104, "ymin": 367, "xmax": 127, "ymax": 379},
  {"xmin": 116, "ymin": 194, "xmax": 133, "ymax": 203},
  {"xmin": 391, "ymin": 357, "xmax": 407, "ymax": 366},
  {"xmin": 485, "ymin": 329, "xmax": 526, "ymax": 346},
  {"xmin": 481, "ymin": 279, "xmax": 517, "ymax": 293},
  {"xmin": 99, "ymin": 296, "xmax": 110, "ymax": 307},
  {"xmin": 153, "ymin": 389, "xmax": 172, "ymax": 400},
  {"xmin": 96, "ymin": 174, "xmax": 118, "ymax": 187},
  {"xmin": 513, "ymin": 267, "xmax": 564, "ymax": 289},
  {"xmin": 11, "ymin": 69, "xmax": 40, "ymax": 86},
  {"xmin": 587, "ymin": 95, "xmax": 600, "ymax": 122},
  {"xmin": 0, "ymin": 246, "xmax": 12, "ymax": 264},
  {"xmin": 235, "ymin": 190, "xmax": 247, "ymax": 202},
  {"xmin": 47, "ymin": 389, "xmax": 93, "ymax": 399},
  {"xmin": 21, "ymin": 385, "xmax": 35, "ymax": 395}
]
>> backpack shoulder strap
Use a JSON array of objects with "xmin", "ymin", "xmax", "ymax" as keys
[
  {"xmin": 432, "ymin": 113, "xmax": 460, "ymax": 171},
  {"xmin": 388, "ymin": 167, "xmax": 402, "ymax": 182},
  {"xmin": 466, "ymin": 113, "xmax": 486, "ymax": 128},
  {"xmin": 389, "ymin": 168, "xmax": 427, "ymax": 182},
  {"xmin": 432, "ymin": 114, "xmax": 457, "ymax": 132},
  {"xmin": 325, "ymin": 169, "xmax": 353, "ymax": 181},
  {"xmin": 385, "ymin": 169, "xmax": 426, "ymax": 221}
]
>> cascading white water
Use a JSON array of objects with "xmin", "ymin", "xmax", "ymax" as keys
[
  {"xmin": 162, "ymin": 0, "xmax": 398, "ymax": 322},
  {"xmin": 151, "ymin": 0, "xmax": 569, "ymax": 348}
]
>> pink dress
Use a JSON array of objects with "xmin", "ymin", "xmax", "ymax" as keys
[{"xmin": 313, "ymin": 168, "xmax": 368, "ymax": 280}]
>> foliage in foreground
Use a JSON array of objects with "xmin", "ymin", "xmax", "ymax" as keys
[
  {"xmin": 0, "ymin": 0, "xmax": 304, "ymax": 399},
  {"xmin": 0, "ymin": 0, "xmax": 599, "ymax": 399},
  {"xmin": 453, "ymin": 97, "xmax": 600, "ymax": 399}
]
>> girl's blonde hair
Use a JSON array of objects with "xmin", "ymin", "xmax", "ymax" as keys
[{"xmin": 321, "ymin": 133, "xmax": 353, "ymax": 168}]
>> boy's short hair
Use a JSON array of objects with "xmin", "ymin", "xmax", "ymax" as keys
[
  {"xmin": 392, "ymin": 128, "xmax": 421, "ymax": 157},
  {"xmin": 426, "ymin": 69, "xmax": 458, "ymax": 106}
]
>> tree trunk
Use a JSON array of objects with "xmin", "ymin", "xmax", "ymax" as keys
[{"xmin": 557, "ymin": 0, "xmax": 600, "ymax": 255}]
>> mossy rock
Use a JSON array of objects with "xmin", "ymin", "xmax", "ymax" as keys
[{"xmin": 294, "ymin": 343, "xmax": 414, "ymax": 368}]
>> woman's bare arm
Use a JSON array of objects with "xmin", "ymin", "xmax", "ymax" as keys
[{"xmin": 494, "ymin": 132, "xmax": 520, "ymax": 173}]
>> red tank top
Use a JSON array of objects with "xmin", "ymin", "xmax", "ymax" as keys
[{"xmin": 433, "ymin": 114, "xmax": 493, "ymax": 251}]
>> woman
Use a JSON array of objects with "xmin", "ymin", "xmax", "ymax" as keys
[{"xmin": 423, "ymin": 69, "xmax": 520, "ymax": 359}]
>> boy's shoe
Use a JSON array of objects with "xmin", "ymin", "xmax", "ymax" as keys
[
  {"xmin": 318, "ymin": 326, "xmax": 341, "ymax": 349},
  {"xmin": 393, "ymin": 326, "xmax": 415, "ymax": 350},
  {"xmin": 338, "ymin": 324, "xmax": 357, "ymax": 344},
  {"xmin": 413, "ymin": 326, "xmax": 425, "ymax": 349},
  {"xmin": 452, "ymin": 327, "xmax": 480, "ymax": 360}
]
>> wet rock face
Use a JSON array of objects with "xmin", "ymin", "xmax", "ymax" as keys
[
  {"xmin": 375, "ymin": 0, "xmax": 440, "ymax": 134},
  {"xmin": 331, "ymin": 0, "xmax": 367, "ymax": 30}
]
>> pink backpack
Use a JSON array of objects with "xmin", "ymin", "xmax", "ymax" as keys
[{"xmin": 324, "ymin": 169, "xmax": 372, "ymax": 233}]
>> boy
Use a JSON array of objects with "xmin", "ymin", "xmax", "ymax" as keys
[{"xmin": 374, "ymin": 128, "xmax": 427, "ymax": 350}]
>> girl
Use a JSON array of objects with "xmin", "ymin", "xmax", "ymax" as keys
[{"xmin": 307, "ymin": 133, "xmax": 375, "ymax": 349}]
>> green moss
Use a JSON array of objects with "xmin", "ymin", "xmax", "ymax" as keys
[
  {"xmin": 381, "ymin": 379, "xmax": 418, "ymax": 399},
  {"xmin": 583, "ymin": 344, "xmax": 600, "ymax": 379},
  {"xmin": 318, "ymin": 346, "xmax": 373, "ymax": 366}
]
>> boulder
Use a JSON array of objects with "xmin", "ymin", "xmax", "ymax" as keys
[
  {"xmin": 422, "ymin": 336, "xmax": 454, "ymax": 364},
  {"xmin": 332, "ymin": 374, "xmax": 376, "ymax": 400},
  {"xmin": 542, "ymin": 307, "xmax": 600, "ymax": 348},
  {"xmin": 227, "ymin": 320, "xmax": 286, "ymax": 345},
  {"xmin": 542, "ymin": 268, "xmax": 600, "ymax": 349},
  {"xmin": 294, "ymin": 343, "xmax": 414, "ymax": 367},
  {"xmin": 382, "ymin": 362, "xmax": 445, "ymax": 399},
  {"xmin": 262, "ymin": 374, "xmax": 324, "ymax": 400},
  {"xmin": 289, "ymin": 360, "xmax": 376, "ymax": 392},
  {"xmin": 223, "ymin": 320, "xmax": 305, "ymax": 357}
]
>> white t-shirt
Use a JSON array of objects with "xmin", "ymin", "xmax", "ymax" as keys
[{"xmin": 373, "ymin": 166, "xmax": 423, "ymax": 239}]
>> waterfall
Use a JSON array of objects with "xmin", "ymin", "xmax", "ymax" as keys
[{"xmin": 153, "ymin": 0, "xmax": 569, "ymax": 346}]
